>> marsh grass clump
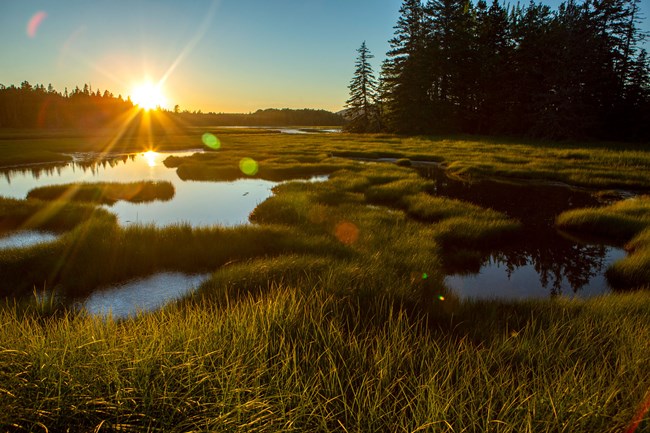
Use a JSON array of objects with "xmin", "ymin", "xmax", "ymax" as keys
[
  {"xmin": 364, "ymin": 178, "xmax": 435, "ymax": 205},
  {"xmin": 249, "ymin": 163, "xmax": 519, "ymax": 305},
  {"xmin": 0, "ymin": 220, "xmax": 346, "ymax": 298},
  {"xmin": 167, "ymin": 151, "xmax": 353, "ymax": 182},
  {"xmin": 557, "ymin": 196, "xmax": 650, "ymax": 289},
  {"xmin": 0, "ymin": 196, "xmax": 115, "ymax": 232},
  {"xmin": 27, "ymin": 181, "xmax": 175, "ymax": 205}
]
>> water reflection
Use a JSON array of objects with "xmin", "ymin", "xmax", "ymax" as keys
[
  {"xmin": 0, "ymin": 150, "xmax": 278, "ymax": 227},
  {"xmin": 418, "ymin": 165, "xmax": 626, "ymax": 298},
  {"xmin": 83, "ymin": 272, "xmax": 209, "ymax": 319},
  {"xmin": 0, "ymin": 230, "xmax": 58, "ymax": 250}
]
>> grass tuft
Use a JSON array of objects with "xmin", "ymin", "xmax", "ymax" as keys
[
  {"xmin": 556, "ymin": 196, "xmax": 650, "ymax": 289},
  {"xmin": 26, "ymin": 181, "xmax": 175, "ymax": 205}
]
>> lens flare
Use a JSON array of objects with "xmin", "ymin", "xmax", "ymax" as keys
[
  {"xmin": 202, "ymin": 133, "xmax": 220, "ymax": 149},
  {"xmin": 422, "ymin": 273, "xmax": 429, "ymax": 280},
  {"xmin": 334, "ymin": 221, "xmax": 359, "ymax": 245},
  {"xmin": 27, "ymin": 11, "xmax": 47, "ymax": 38},
  {"xmin": 438, "ymin": 295, "xmax": 445, "ymax": 301},
  {"xmin": 626, "ymin": 391, "xmax": 650, "ymax": 433},
  {"xmin": 239, "ymin": 158, "xmax": 259, "ymax": 176}
]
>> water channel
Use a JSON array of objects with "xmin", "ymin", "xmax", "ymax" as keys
[
  {"xmin": 417, "ymin": 164, "xmax": 626, "ymax": 299},
  {"xmin": 0, "ymin": 153, "xmax": 629, "ymax": 316},
  {"xmin": 1, "ymin": 150, "xmax": 277, "ymax": 227}
]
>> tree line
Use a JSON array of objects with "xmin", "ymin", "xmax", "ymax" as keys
[
  {"xmin": 0, "ymin": 83, "xmax": 344, "ymax": 129},
  {"xmin": 347, "ymin": 0, "xmax": 649, "ymax": 140},
  {"xmin": 174, "ymin": 108, "xmax": 344, "ymax": 126},
  {"xmin": 0, "ymin": 81, "xmax": 134, "ymax": 129}
]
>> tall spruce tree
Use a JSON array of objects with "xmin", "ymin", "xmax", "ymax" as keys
[
  {"xmin": 384, "ymin": 0, "xmax": 430, "ymax": 133},
  {"xmin": 474, "ymin": 0, "xmax": 513, "ymax": 134},
  {"xmin": 426, "ymin": 0, "xmax": 479, "ymax": 132},
  {"xmin": 346, "ymin": 41, "xmax": 379, "ymax": 132}
]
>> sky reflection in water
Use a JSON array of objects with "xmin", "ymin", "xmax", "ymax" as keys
[
  {"xmin": 83, "ymin": 272, "xmax": 209, "ymax": 319},
  {"xmin": 0, "ymin": 150, "xmax": 277, "ymax": 227},
  {"xmin": 417, "ymin": 165, "xmax": 627, "ymax": 299}
]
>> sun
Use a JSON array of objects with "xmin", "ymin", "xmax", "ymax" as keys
[{"xmin": 130, "ymin": 81, "xmax": 167, "ymax": 111}]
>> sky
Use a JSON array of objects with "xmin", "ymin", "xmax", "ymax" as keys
[{"xmin": 1, "ymin": 0, "xmax": 649, "ymax": 114}]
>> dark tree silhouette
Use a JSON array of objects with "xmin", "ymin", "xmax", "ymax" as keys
[
  {"xmin": 375, "ymin": 0, "xmax": 649, "ymax": 140},
  {"xmin": 0, "ymin": 83, "xmax": 344, "ymax": 129},
  {"xmin": 0, "ymin": 81, "xmax": 133, "ymax": 128},
  {"xmin": 383, "ymin": 0, "xmax": 431, "ymax": 133},
  {"xmin": 345, "ymin": 41, "xmax": 379, "ymax": 132}
]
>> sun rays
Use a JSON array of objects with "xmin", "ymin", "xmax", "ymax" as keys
[{"xmin": 130, "ymin": 81, "xmax": 168, "ymax": 111}]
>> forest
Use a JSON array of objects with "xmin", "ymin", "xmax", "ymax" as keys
[
  {"xmin": 347, "ymin": 0, "xmax": 650, "ymax": 141},
  {"xmin": 0, "ymin": 82, "xmax": 344, "ymax": 129}
]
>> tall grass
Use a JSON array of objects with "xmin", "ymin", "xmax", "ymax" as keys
[
  {"xmin": 0, "ymin": 219, "xmax": 347, "ymax": 298},
  {"xmin": 1, "ymin": 286, "xmax": 648, "ymax": 432}
]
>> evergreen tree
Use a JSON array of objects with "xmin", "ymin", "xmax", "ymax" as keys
[
  {"xmin": 425, "ymin": 0, "xmax": 479, "ymax": 132},
  {"xmin": 346, "ymin": 41, "xmax": 379, "ymax": 132},
  {"xmin": 383, "ymin": 0, "xmax": 430, "ymax": 133},
  {"xmin": 474, "ymin": 0, "xmax": 513, "ymax": 133}
]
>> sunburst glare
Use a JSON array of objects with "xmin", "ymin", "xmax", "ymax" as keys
[{"xmin": 130, "ymin": 81, "xmax": 167, "ymax": 111}]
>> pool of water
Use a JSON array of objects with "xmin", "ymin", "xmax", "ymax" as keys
[
  {"xmin": 0, "ymin": 230, "xmax": 59, "ymax": 249},
  {"xmin": 417, "ymin": 164, "xmax": 627, "ymax": 299},
  {"xmin": 1, "ymin": 150, "xmax": 277, "ymax": 227},
  {"xmin": 82, "ymin": 272, "xmax": 209, "ymax": 319}
]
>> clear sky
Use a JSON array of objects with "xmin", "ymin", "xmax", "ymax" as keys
[{"xmin": 1, "ymin": 0, "xmax": 648, "ymax": 113}]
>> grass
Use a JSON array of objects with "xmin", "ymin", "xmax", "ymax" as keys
[
  {"xmin": 0, "ymin": 196, "xmax": 116, "ymax": 232},
  {"xmin": 0, "ymin": 218, "xmax": 347, "ymax": 298},
  {"xmin": 0, "ymin": 285, "xmax": 648, "ymax": 432},
  {"xmin": 556, "ymin": 196, "xmax": 650, "ymax": 289},
  {"xmin": 26, "ymin": 181, "xmax": 175, "ymax": 205},
  {"xmin": 1, "ymin": 128, "xmax": 649, "ymax": 430}
]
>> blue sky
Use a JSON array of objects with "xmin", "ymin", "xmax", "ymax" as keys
[{"xmin": 1, "ymin": 0, "xmax": 648, "ymax": 113}]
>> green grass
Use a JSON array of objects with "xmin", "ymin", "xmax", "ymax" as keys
[
  {"xmin": 26, "ymin": 181, "xmax": 175, "ymax": 205},
  {"xmin": 1, "ymin": 286, "xmax": 648, "ymax": 432},
  {"xmin": 0, "ymin": 196, "xmax": 116, "ymax": 232},
  {"xmin": 556, "ymin": 196, "xmax": 650, "ymax": 289},
  {"xmin": 0, "ymin": 218, "xmax": 347, "ymax": 298},
  {"xmin": 1, "ymin": 129, "xmax": 650, "ymax": 430}
]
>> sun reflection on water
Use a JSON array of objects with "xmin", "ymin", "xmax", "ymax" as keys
[{"xmin": 143, "ymin": 150, "xmax": 159, "ymax": 167}]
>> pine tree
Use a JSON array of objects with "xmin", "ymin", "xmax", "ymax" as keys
[
  {"xmin": 383, "ymin": 0, "xmax": 430, "ymax": 133},
  {"xmin": 425, "ymin": 0, "xmax": 479, "ymax": 132},
  {"xmin": 346, "ymin": 41, "xmax": 379, "ymax": 132},
  {"xmin": 474, "ymin": 0, "xmax": 513, "ymax": 133}
]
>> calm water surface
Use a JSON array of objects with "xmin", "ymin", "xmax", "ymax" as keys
[
  {"xmin": 83, "ymin": 272, "xmax": 209, "ymax": 319},
  {"xmin": 1, "ymin": 150, "xmax": 277, "ymax": 227},
  {"xmin": 417, "ymin": 165, "xmax": 627, "ymax": 299},
  {"xmin": 0, "ymin": 230, "xmax": 58, "ymax": 249}
]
